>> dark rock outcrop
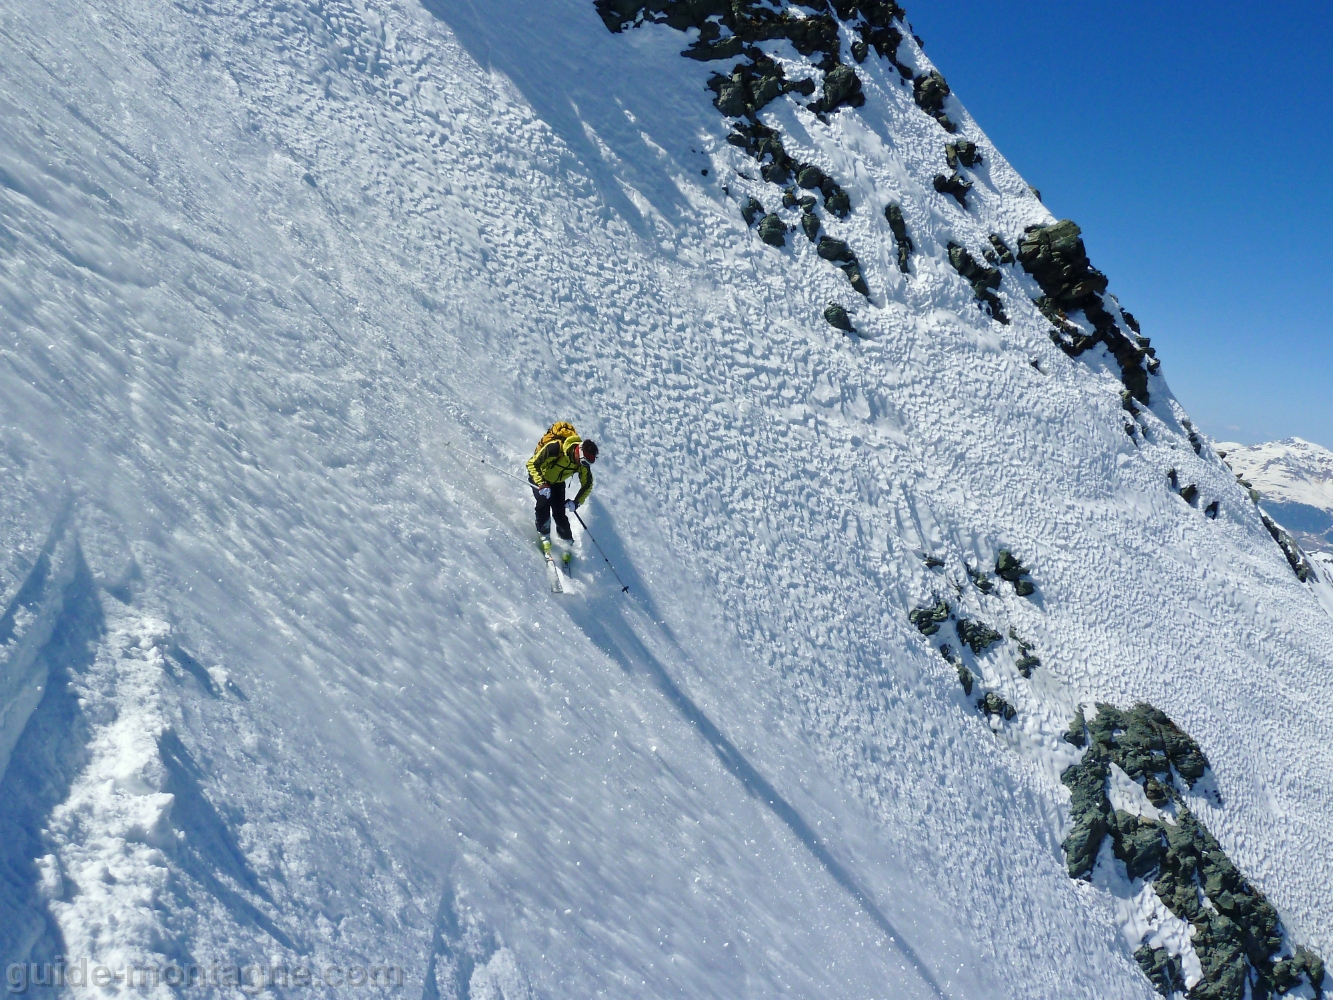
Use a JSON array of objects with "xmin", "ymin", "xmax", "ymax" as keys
[
  {"xmin": 787, "ymin": 163, "xmax": 852, "ymax": 218},
  {"xmin": 598, "ymin": 1, "xmax": 843, "ymax": 69},
  {"xmin": 1083, "ymin": 702, "xmax": 1210, "ymax": 785},
  {"xmin": 811, "ymin": 63, "xmax": 865, "ymax": 114},
  {"xmin": 726, "ymin": 121, "xmax": 789, "ymax": 185},
  {"xmin": 947, "ymin": 243, "xmax": 1007, "ymax": 323},
  {"xmin": 757, "ymin": 213, "xmax": 787, "ymax": 246},
  {"xmin": 945, "ymin": 140, "xmax": 981, "ymax": 170},
  {"xmin": 796, "ymin": 164, "xmax": 824, "ymax": 189},
  {"xmin": 1057, "ymin": 703, "xmax": 1324, "ymax": 999},
  {"xmin": 1135, "ymin": 945, "xmax": 1185, "ymax": 998},
  {"xmin": 844, "ymin": 1, "xmax": 914, "ymax": 78},
  {"xmin": 1182, "ymin": 418, "xmax": 1204, "ymax": 455},
  {"xmin": 977, "ymin": 692, "xmax": 1017, "ymax": 722},
  {"xmin": 956, "ymin": 617, "xmax": 1002, "ymax": 655},
  {"xmin": 912, "ymin": 70, "xmax": 956, "ymax": 132},
  {"xmin": 816, "ymin": 237, "xmax": 869, "ymax": 296},
  {"xmin": 817, "ymin": 236, "xmax": 855, "ymax": 263},
  {"xmin": 1017, "ymin": 220, "xmax": 1151, "ymax": 404},
  {"xmin": 841, "ymin": 262, "xmax": 869, "ymax": 296},
  {"xmin": 1009, "ymin": 630, "xmax": 1040, "ymax": 677},
  {"xmin": 986, "ymin": 233, "xmax": 1014, "ymax": 264},
  {"xmin": 1064, "ymin": 707, "xmax": 1087, "ymax": 747},
  {"xmin": 708, "ymin": 53, "xmax": 811, "ymax": 118},
  {"xmin": 908, "ymin": 598, "xmax": 949, "ymax": 635},
  {"xmin": 1260, "ymin": 511, "xmax": 1315, "ymax": 583},
  {"xmin": 823, "ymin": 302, "xmax": 854, "ymax": 333},
  {"xmin": 933, "ymin": 172, "xmax": 972, "ymax": 208},
  {"xmin": 939, "ymin": 644, "xmax": 973, "ymax": 694},
  {"xmin": 1113, "ymin": 810, "xmax": 1166, "ymax": 880},
  {"xmin": 994, "ymin": 549, "xmax": 1034, "ymax": 595},
  {"xmin": 1018, "ymin": 220, "xmax": 1107, "ymax": 305},
  {"xmin": 884, "ymin": 203, "xmax": 913, "ymax": 271},
  {"xmin": 1062, "ymin": 754, "xmax": 1110, "ymax": 879},
  {"xmin": 601, "ymin": 2, "xmax": 892, "ymax": 298},
  {"xmin": 957, "ymin": 665, "xmax": 974, "ymax": 695},
  {"xmin": 1273, "ymin": 950, "xmax": 1325, "ymax": 999}
]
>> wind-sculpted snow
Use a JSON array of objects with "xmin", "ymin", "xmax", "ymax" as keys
[{"xmin": 0, "ymin": 0, "xmax": 1329, "ymax": 996}]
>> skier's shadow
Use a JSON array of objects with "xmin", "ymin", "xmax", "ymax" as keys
[
  {"xmin": 418, "ymin": 0, "xmax": 723, "ymax": 238},
  {"xmin": 559, "ymin": 528, "xmax": 949, "ymax": 1000}
]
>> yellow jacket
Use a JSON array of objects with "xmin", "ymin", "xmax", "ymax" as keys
[{"xmin": 527, "ymin": 434, "xmax": 594, "ymax": 506}]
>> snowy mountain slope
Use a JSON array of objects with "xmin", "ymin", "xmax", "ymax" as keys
[
  {"xmin": 1219, "ymin": 438, "xmax": 1333, "ymax": 556},
  {"xmin": 0, "ymin": 0, "xmax": 1329, "ymax": 998}
]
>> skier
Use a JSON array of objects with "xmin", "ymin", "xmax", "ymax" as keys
[{"xmin": 526, "ymin": 422, "xmax": 598, "ymax": 557}]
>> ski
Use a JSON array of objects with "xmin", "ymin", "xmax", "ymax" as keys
[
  {"xmin": 545, "ymin": 554, "xmax": 564, "ymax": 593},
  {"xmin": 539, "ymin": 539, "xmax": 564, "ymax": 593}
]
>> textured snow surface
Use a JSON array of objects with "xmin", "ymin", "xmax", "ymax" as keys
[{"xmin": 0, "ymin": 0, "xmax": 1330, "ymax": 997}]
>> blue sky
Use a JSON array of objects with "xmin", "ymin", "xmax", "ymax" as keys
[{"xmin": 903, "ymin": 1, "xmax": 1332, "ymax": 447}]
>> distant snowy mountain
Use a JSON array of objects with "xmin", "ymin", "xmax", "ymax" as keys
[
  {"xmin": 1218, "ymin": 439, "xmax": 1333, "ymax": 556},
  {"xmin": 1, "ymin": 0, "xmax": 1330, "ymax": 998}
]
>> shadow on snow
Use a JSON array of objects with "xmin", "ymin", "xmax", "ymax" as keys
[{"xmin": 560, "ymin": 515, "xmax": 950, "ymax": 1000}]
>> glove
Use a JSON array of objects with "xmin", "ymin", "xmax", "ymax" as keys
[
  {"xmin": 538, "ymin": 486, "xmax": 551, "ymax": 499},
  {"xmin": 565, "ymin": 500, "xmax": 578, "ymax": 512}
]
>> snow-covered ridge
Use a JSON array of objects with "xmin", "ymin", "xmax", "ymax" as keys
[
  {"xmin": 0, "ymin": 0, "xmax": 1330, "ymax": 996},
  {"xmin": 1219, "ymin": 438, "xmax": 1333, "ymax": 557},
  {"xmin": 1218, "ymin": 439, "xmax": 1333, "ymax": 512}
]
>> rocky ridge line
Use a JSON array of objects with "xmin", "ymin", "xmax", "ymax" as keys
[
  {"xmin": 596, "ymin": 0, "xmax": 1168, "ymax": 405},
  {"xmin": 1016, "ymin": 219, "xmax": 1155, "ymax": 405},
  {"xmin": 595, "ymin": 0, "xmax": 956, "ymax": 328},
  {"xmin": 1216, "ymin": 450, "xmax": 1321, "ymax": 582}
]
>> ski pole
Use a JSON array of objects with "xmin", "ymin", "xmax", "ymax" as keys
[
  {"xmin": 573, "ymin": 510, "xmax": 630, "ymax": 594},
  {"xmin": 442, "ymin": 441, "xmax": 536, "ymax": 488}
]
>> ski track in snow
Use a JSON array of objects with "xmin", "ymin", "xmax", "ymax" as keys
[{"xmin": 0, "ymin": 0, "xmax": 1329, "ymax": 997}]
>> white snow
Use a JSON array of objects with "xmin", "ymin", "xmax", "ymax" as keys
[
  {"xmin": 1106, "ymin": 763, "xmax": 1174, "ymax": 826},
  {"xmin": 41, "ymin": 616, "xmax": 178, "ymax": 1000},
  {"xmin": 1091, "ymin": 838, "xmax": 1202, "ymax": 991},
  {"xmin": 0, "ymin": 0, "xmax": 1329, "ymax": 997},
  {"xmin": 1218, "ymin": 438, "xmax": 1333, "ymax": 513}
]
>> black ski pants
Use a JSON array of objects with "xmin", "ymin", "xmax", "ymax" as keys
[{"xmin": 531, "ymin": 478, "xmax": 573, "ymax": 541}]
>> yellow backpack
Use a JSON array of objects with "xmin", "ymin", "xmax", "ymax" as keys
[{"xmin": 534, "ymin": 421, "xmax": 579, "ymax": 455}]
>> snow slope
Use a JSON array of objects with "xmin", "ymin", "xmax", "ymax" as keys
[{"xmin": 0, "ymin": 0, "xmax": 1330, "ymax": 997}]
